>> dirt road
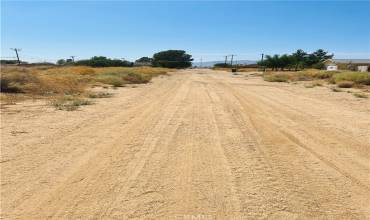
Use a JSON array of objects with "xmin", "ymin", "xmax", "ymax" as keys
[{"xmin": 1, "ymin": 69, "xmax": 370, "ymax": 219}]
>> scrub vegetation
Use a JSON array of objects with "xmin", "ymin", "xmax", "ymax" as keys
[
  {"xmin": 1, "ymin": 65, "xmax": 170, "ymax": 109},
  {"xmin": 263, "ymin": 69, "xmax": 370, "ymax": 88}
]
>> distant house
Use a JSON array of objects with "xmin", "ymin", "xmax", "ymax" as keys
[
  {"xmin": 326, "ymin": 65, "xmax": 338, "ymax": 71},
  {"xmin": 324, "ymin": 59, "xmax": 370, "ymax": 72},
  {"xmin": 323, "ymin": 60, "xmax": 338, "ymax": 71}
]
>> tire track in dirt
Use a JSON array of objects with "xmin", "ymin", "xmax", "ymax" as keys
[
  {"xmin": 32, "ymin": 76, "xmax": 191, "ymax": 219},
  {"xmin": 229, "ymin": 83, "xmax": 370, "ymax": 191},
  {"xmin": 209, "ymin": 75, "xmax": 368, "ymax": 218}
]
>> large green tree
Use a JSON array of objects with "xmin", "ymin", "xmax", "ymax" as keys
[
  {"xmin": 306, "ymin": 49, "xmax": 334, "ymax": 67},
  {"xmin": 152, "ymin": 50, "xmax": 193, "ymax": 68}
]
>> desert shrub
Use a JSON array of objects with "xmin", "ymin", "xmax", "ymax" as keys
[
  {"xmin": 332, "ymin": 72, "xmax": 370, "ymax": 85},
  {"xmin": 95, "ymin": 72, "xmax": 126, "ymax": 87},
  {"xmin": 123, "ymin": 72, "xmax": 151, "ymax": 84},
  {"xmin": 263, "ymin": 73, "xmax": 290, "ymax": 82},
  {"xmin": 1, "ymin": 78, "xmax": 22, "ymax": 93},
  {"xmin": 95, "ymin": 71, "xmax": 153, "ymax": 86},
  {"xmin": 88, "ymin": 92, "xmax": 113, "ymax": 98},
  {"xmin": 71, "ymin": 66, "xmax": 96, "ymax": 75},
  {"xmin": 312, "ymin": 71, "xmax": 337, "ymax": 79},
  {"xmin": 331, "ymin": 87, "xmax": 342, "ymax": 92},
  {"xmin": 337, "ymin": 81, "xmax": 354, "ymax": 88},
  {"xmin": 353, "ymin": 93, "xmax": 368, "ymax": 98},
  {"xmin": 38, "ymin": 75, "xmax": 86, "ymax": 95},
  {"xmin": 1, "ymin": 70, "xmax": 40, "ymax": 93},
  {"xmin": 304, "ymin": 81, "xmax": 322, "ymax": 88},
  {"xmin": 1, "ymin": 66, "xmax": 169, "ymax": 105},
  {"xmin": 51, "ymin": 96, "xmax": 92, "ymax": 111},
  {"xmin": 312, "ymin": 81, "xmax": 323, "ymax": 86},
  {"xmin": 98, "ymin": 77, "xmax": 125, "ymax": 87}
]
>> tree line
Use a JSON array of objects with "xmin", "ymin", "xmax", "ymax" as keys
[
  {"xmin": 258, "ymin": 49, "xmax": 334, "ymax": 71},
  {"xmin": 56, "ymin": 50, "xmax": 193, "ymax": 68}
]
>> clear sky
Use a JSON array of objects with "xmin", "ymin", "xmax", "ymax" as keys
[{"xmin": 1, "ymin": 1, "xmax": 370, "ymax": 63}]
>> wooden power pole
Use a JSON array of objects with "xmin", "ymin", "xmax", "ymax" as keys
[{"xmin": 10, "ymin": 48, "xmax": 21, "ymax": 64}]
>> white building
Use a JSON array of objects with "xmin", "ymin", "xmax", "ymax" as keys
[
  {"xmin": 326, "ymin": 65, "xmax": 338, "ymax": 71},
  {"xmin": 357, "ymin": 66, "xmax": 369, "ymax": 72}
]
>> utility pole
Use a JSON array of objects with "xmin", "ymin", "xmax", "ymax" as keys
[
  {"xmin": 70, "ymin": 56, "xmax": 75, "ymax": 62},
  {"xmin": 200, "ymin": 57, "xmax": 203, "ymax": 68},
  {"xmin": 10, "ymin": 48, "xmax": 21, "ymax": 64},
  {"xmin": 224, "ymin": 56, "xmax": 228, "ymax": 65},
  {"xmin": 230, "ymin": 54, "xmax": 236, "ymax": 66},
  {"xmin": 261, "ymin": 53, "xmax": 265, "ymax": 72}
]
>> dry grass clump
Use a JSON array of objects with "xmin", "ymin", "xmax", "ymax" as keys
[
  {"xmin": 88, "ymin": 92, "xmax": 113, "ymax": 98},
  {"xmin": 1, "ymin": 66, "xmax": 169, "ymax": 94},
  {"xmin": 93, "ymin": 67, "xmax": 164, "ymax": 87},
  {"xmin": 263, "ymin": 73, "xmax": 290, "ymax": 82},
  {"xmin": 263, "ymin": 70, "xmax": 370, "ymax": 90},
  {"xmin": 43, "ymin": 66, "xmax": 96, "ymax": 75},
  {"xmin": 304, "ymin": 81, "xmax": 323, "ymax": 88},
  {"xmin": 50, "ymin": 96, "xmax": 92, "ymax": 111},
  {"xmin": 331, "ymin": 72, "xmax": 370, "ymax": 86},
  {"xmin": 94, "ymin": 67, "xmax": 168, "ymax": 76},
  {"xmin": 353, "ymin": 93, "xmax": 368, "ymax": 98},
  {"xmin": 331, "ymin": 87, "xmax": 342, "ymax": 92},
  {"xmin": 95, "ymin": 73, "xmax": 126, "ymax": 87},
  {"xmin": 1, "ymin": 66, "xmax": 86, "ymax": 95},
  {"xmin": 337, "ymin": 81, "xmax": 354, "ymax": 88},
  {"xmin": 1, "ymin": 68, "xmax": 40, "ymax": 93}
]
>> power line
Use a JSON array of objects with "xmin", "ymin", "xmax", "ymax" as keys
[{"xmin": 10, "ymin": 48, "xmax": 21, "ymax": 64}]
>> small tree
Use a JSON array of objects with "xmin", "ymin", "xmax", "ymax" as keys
[
  {"xmin": 152, "ymin": 50, "xmax": 193, "ymax": 68},
  {"xmin": 57, "ymin": 59, "xmax": 66, "ymax": 65}
]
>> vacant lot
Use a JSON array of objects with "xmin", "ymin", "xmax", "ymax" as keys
[
  {"xmin": 1, "ymin": 69, "xmax": 369, "ymax": 219},
  {"xmin": 1, "ymin": 65, "xmax": 169, "ymax": 107}
]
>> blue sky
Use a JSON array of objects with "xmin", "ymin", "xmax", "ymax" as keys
[{"xmin": 1, "ymin": 1, "xmax": 370, "ymax": 62}]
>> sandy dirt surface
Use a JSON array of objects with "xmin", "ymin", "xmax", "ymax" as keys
[{"xmin": 1, "ymin": 69, "xmax": 370, "ymax": 219}]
